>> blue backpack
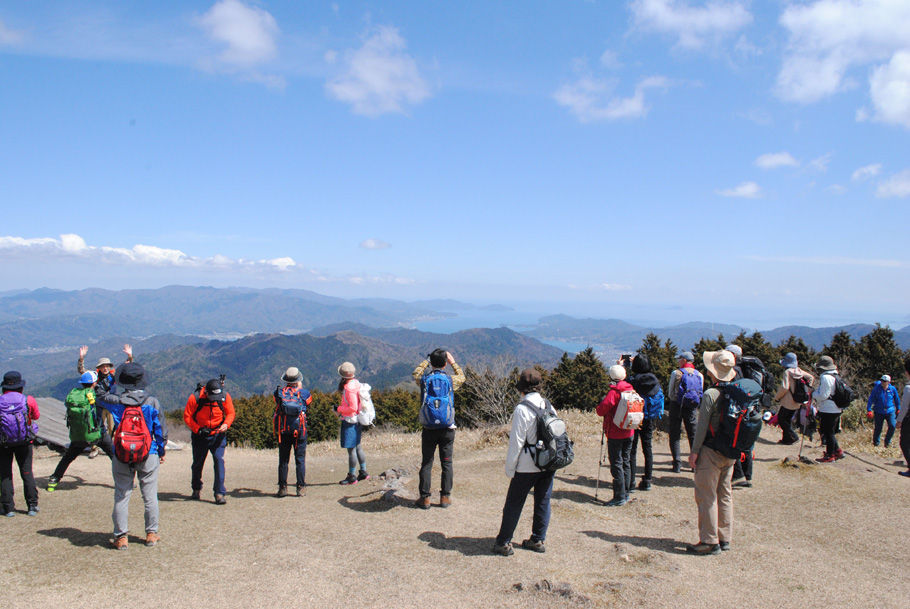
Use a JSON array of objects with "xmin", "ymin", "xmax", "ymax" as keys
[
  {"xmin": 419, "ymin": 371, "xmax": 454, "ymax": 429},
  {"xmin": 706, "ymin": 378, "xmax": 764, "ymax": 459},
  {"xmin": 643, "ymin": 389, "xmax": 664, "ymax": 420},
  {"xmin": 274, "ymin": 386, "xmax": 307, "ymax": 436},
  {"xmin": 677, "ymin": 369, "xmax": 703, "ymax": 408}
]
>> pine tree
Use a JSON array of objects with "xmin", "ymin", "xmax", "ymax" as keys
[
  {"xmin": 638, "ymin": 332, "xmax": 678, "ymax": 390},
  {"xmin": 545, "ymin": 348, "xmax": 610, "ymax": 411}
]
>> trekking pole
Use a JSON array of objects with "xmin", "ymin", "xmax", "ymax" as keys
[{"xmin": 594, "ymin": 429, "xmax": 606, "ymax": 502}]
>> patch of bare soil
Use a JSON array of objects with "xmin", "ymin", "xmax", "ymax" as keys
[{"xmin": 2, "ymin": 412, "xmax": 908, "ymax": 609}]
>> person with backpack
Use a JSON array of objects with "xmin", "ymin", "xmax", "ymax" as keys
[
  {"xmin": 773, "ymin": 353, "xmax": 815, "ymax": 446},
  {"xmin": 666, "ymin": 351, "xmax": 704, "ymax": 473},
  {"xmin": 897, "ymin": 358, "xmax": 910, "ymax": 478},
  {"xmin": 0, "ymin": 371, "xmax": 40, "ymax": 517},
  {"xmin": 628, "ymin": 354, "xmax": 663, "ymax": 491},
  {"xmin": 596, "ymin": 364, "xmax": 636, "ymax": 507},
  {"xmin": 492, "ymin": 369, "xmax": 561, "ymax": 556},
  {"xmin": 866, "ymin": 374, "xmax": 900, "ymax": 448},
  {"xmin": 273, "ymin": 367, "xmax": 312, "ymax": 497},
  {"xmin": 412, "ymin": 349, "xmax": 465, "ymax": 509},
  {"xmin": 184, "ymin": 378, "xmax": 235, "ymax": 504},
  {"xmin": 95, "ymin": 362, "xmax": 167, "ymax": 549},
  {"xmin": 46, "ymin": 371, "xmax": 116, "ymax": 492},
  {"xmin": 812, "ymin": 356, "xmax": 846, "ymax": 463},
  {"xmin": 335, "ymin": 362, "xmax": 370, "ymax": 485},
  {"xmin": 78, "ymin": 344, "xmax": 133, "ymax": 445},
  {"xmin": 725, "ymin": 344, "xmax": 769, "ymax": 488}
]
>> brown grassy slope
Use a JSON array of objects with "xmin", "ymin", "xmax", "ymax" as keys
[{"xmin": 3, "ymin": 413, "xmax": 908, "ymax": 609}]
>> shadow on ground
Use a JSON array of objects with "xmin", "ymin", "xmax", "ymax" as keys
[
  {"xmin": 48, "ymin": 475, "xmax": 113, "ymax": 491},
  {"xmin": 338, "ymin": 490, "xmax": 397, "ymax": 513},
  {"xmin": 36, "ymin": 527, "xmax": 137, "ymax": 548},
  {"xmin": 418, "ymin": 531, "xmax": 492, "ymax": 556},
  {"xmin": 581, "ymin": 530, "xmax": 688, "ymax": 555}
]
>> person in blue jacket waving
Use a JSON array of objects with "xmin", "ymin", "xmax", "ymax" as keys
[{"xmin": 867, "ymin": 374, "xmax": 900, "ymax": 448}]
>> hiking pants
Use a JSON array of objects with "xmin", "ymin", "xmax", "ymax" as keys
[
  {"xmin": 732, "ymin": 450, "xmax": 753, "ymax": 481},
  {"xmin": 419, "ymin": 427, "xmax": 455, "ymax": 498},
  {"xmin": 607, "ymin": 437, "xmax": 633, "ymax": 501},
  {"xmin": 668, "ymin": 402, "xmax": 697, "ymax": 466},
  {"xmin": 630, "ymin": 417, "xmax": 655, "ymax": 485},
  {"xmin": 693, "ymin": 446, "xmax": 736, "ymax": 545},
  {"xmin": 494, "ymin": 470, "xmax": 555, "ymax": 546},
  {"xmin": 0, "ymin": 443, "xmax": 38, "ymax": 513},
  {"xmin": 51, "ymin": 428, "xmax": 115, "ymax": 480},
  {"xmin": 777, "ymin": 406, "xmax": 799, "ymax": 444},
  {"xmin": 818, "ymin": 412, "xmax": 841, "ymax": 457},
  {"xmin": 900, "ymin": 422, "xmax": 910, "ymax": 469},
  {"xmin": 191, "ymin": 432, "xmax": 227, "ymax": 495},
  {"xmin": 278, "ymin": 432, "xmax": 306, "ymax": 488},
  {"xmin": 872, "ymin": 412, "xmax": 896, "ymax": 447},
  {"xmin": 112, "ymin": 454, "xmax": 160, "ymax": 537}
]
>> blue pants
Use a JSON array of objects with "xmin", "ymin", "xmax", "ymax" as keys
[
  {"xmin": 872, "ymin": 412, "xmax": 897, "ymax": 446},
  {"xmin": 191, "ymin": 433, "xmax": 227, "ymax": 495},
  {"xmin": 278, "ymin": 432, "xmax": 306, "ymax": 488},
  {"xmin": 495, "ymin": 470, "xmax": 555, "ymax": 546}
]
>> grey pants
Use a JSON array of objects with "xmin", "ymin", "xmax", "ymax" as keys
[{"xmin": 112, "ymin": 454, "xmax": 160, "ymax": 537}]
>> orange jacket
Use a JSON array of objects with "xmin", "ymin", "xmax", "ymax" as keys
[{"xmin": 184, "ymin": 389, "xmax": 235, "ymax": 434}]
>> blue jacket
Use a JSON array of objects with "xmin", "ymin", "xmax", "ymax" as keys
[
  {"xmin": 866, "ymin": 382, "xmax": 900, "ymax": 415},
  {"xmin": 97, "ymin": 388, "xmax": 168, "ymax": 457}
]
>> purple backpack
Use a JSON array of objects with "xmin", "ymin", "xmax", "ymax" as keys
[{"xmin": 0, "ymin": 392, "xmax": 35, "ymax": 446}]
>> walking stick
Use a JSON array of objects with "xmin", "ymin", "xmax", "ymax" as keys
[
  {"xmin": 797, "ymin": 398, "xmax": 813, "ymax": 463},
  {"xmin": 594, "ymin": 429, "xmax": 606, "ymax": 502}
]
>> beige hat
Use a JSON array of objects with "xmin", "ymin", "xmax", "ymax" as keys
[
  {"xmin": 338, "ymin": 362, "xmax": 356, "ymax": 379},
  {"xmin": 281, "ymin": 366, "xmax": 302, "ymax": 383},
  {"xmin": 95, "ymin": 357, "xmax": 113, "ymax": 368},
  {"xmin": 703, "ymin": 350, "xmax": 736, "ymax": 382},
  {"xmin": 815, "ymin": 356, "xmax": 837, "ymax": 372},
  {"xmin": 608, "ymin": 364, "xmax": 626, "ymax": 381}
]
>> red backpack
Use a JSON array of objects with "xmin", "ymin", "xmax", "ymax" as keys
[{"xmin": 113, "ymin": 398, "xmax": 152, "ymax": 463}]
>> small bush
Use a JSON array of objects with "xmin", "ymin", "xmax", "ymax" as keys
[{"xmin": 838, "ymin": 400, "xmax": 867, "ymax": 431}]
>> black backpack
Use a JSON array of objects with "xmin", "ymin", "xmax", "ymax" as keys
[
  {"xmin": 521, "ymin": 399, "xmax": 574, "ymax": 471},
  {"xmin": 739, "ymin": 356, "xmax": 773, "ymax": 409},
  {"xmin": 831, "ymin": 374, "xmax": 855, "ymax": 410},
  {"xmin": 706, "ymin": 379, "xmax": 764, "ymax": 459},
  {"xmin": 789, "ymin": 374, "xmax": 811, "ymax": 404}
]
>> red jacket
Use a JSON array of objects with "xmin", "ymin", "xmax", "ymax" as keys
[
  {"xmin": 596, "ymin": 381, "xmax": 635, "ymax": 439},
  {"xmin": 184, "ymin": 390, "xmax": 235, "ymax": 434}
]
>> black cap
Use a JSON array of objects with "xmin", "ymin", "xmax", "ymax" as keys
[
  {"xmin": 205, "ymin": 378, "xmax": 225, "ymax": 402},
  {"xmin": 115, "ymin": 362, "xmax": 147, "ymax": 390},
  {"xmin": 1, "ymin": 371, "xmax": 24, "ymax": 391}
]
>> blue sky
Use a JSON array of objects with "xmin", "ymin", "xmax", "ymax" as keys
[{"xmin": 1, "ymin": 1, "xmax": 908, "ymax": 327}]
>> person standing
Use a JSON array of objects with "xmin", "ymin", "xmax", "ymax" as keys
[
  {"xmin": 773, "ymin": 353, "xmax": 815, "ymax": 445},
  {"xmin": 78, "ymin": 344, "xmax": 133, "ymax": 443},
  {"xmin": 596, "ymin": 365, "xmax": 635, "ymax": 507},
  {"xmin": 812, "ymin": 356, "xmax": 845, "ymax": 463},
  {"xmin": 867, "ymin": 374, "xmax": 900, "ymax": 448},
  {"xmin": 0, "ymin": 371, "xmax": 40, "ymax": 517},
  {"xmin": 667, "ymin": 351, "xmax": 704, "ymax": 473},
  {"xmin": 273, "ymin": 367, "xmax": 312, "ymax": 497},
  {"xmin": 628, "ymin": 354, "xmax": 662, "ymax": 491},
  {"xmin": 184, "ymin": 378, "xmax": 235, "ymax": 504},
  {"xmin": 897, "ymin": 358, "xmax": 910, "ymax": 477},
  {"xmin": 492, "ymin": 369, "xmax": 557, "ymax": 556},
  {"xmin": 413, "ymin": 349, "xmax": 465, "ymax": 509},
  {"xmin": 335, "ymin": 362, "xmax": 369, "ymax": 485}
]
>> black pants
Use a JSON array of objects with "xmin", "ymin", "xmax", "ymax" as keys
[
  {"xmin": 778, "ymin": 406, "xmax": 799, "ymax": 444},
  {"xmin": 1, "ymin": 443, "xmax": 38, "ymax": 512},
  {"xmin": 818, "ymin": 412, "xmax": 841, "ymax": 456},
  {"xmin": 51, "ymin": 428, "xmax": 114, "ymax": 480},
  {"xmin": 630, "ymin": 417, "xmax": 655, "ymax": 485},
  {"xmin": 732, "ymin": 450, "xmax": 753, "ymax": 481},
  {"xmin": 668, "ymin": 402, "xmax": 697, "ymax": 466},
  {"xmin": 494, "ymin": 470, "xmax": 555, "ymax": 546},
  {"xmin": 419, "ymin": 427, "xmax": 455, "ymax": 498},
  {"xmin": 277, "ymin": 432, "xmax": 306, "ymax": 488},
  {"xmin": 900, "ymin": 422, "xmax": 910, "ymax": 470},
  {"xmin": 607, "ymin": 437, "xmax": 633, "ymax": 500}
]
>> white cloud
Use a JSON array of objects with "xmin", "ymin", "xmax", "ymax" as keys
[
  {"xmin": 554, "ymin": 75, "xmax": 670, "ymax": 122},
  {"xmin": 826, "ymin": 184, "xmax": 847, "ymax": 195},
  {"xmin": 630, "ymin": 0, "xmax": 753, "ymax": 50},
  {"xmin": 359, "ymin": 238, "xmax": 391, "ymax": 250},
  {"xmin": 755, "ymin": 152, "xmax": 799, "ymax": 169},
  {"xmin": 867, "ymin": 50, "xmax": 910, "ymax": 127},
  {"xmin": 325, "ymin": 26, "xmax": 430, "ymax": 117},
  {"xmin": 852, "ymin": 163, "xmax": 882, "ymax": 181},
  {"xmin": 809, "ymin": 153, "xmax": 832, "ymax": 172},
  {"xmin": 599, "ymin": 49, "xmax": 622, "ymax": 69},
  {"xmin": 716, "ymin": 181, "xmax": 762, "ymax": 198},
  {"xmin": 600, "ymin": 283, "xmax": 632, "ymax": 291},
  {"xmin": 748, "ymin": 254, "xmax": 907, "ymax": 268},
  {"xmin": 0, "ymin": 18, "xmax": 24, "ymax": 45},
  {"xmin": 876, "ymin": 169, "xmax": 910, "ymax": 198},
  {"xmin": 197, "ymin": 0, "xmax": 278, "ymax": 67}
]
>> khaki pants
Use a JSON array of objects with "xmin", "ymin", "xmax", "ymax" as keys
[{"xmin": 694, "ymin": 446, "xmax": 736, "ymax": 545}]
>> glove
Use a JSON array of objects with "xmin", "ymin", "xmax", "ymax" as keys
[{"xmin": 866, "ymin": 411, "xmax": 874, "ymax": 419}]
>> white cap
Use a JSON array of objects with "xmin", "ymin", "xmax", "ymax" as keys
[{"xmin": 881, "ymin": 374, "xmax": 891, "ymax": 382}]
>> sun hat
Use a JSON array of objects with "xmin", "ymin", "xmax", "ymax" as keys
[
  {"xmin": 114, "ymin": 362, "xmax": 147, "ymax": 390},
  {"xmin": 880, "ymin": 374, "xmax": 891, "ymax": 383},
  {"xmin": 338, "ymin": 362, "xmax": 356, "ymax": 379},
  {"xmin": 516, "ymin": 368, "xmax": 542, "ymax": 393},
  {"xmin": 703, "ymin": 350, "xmax": 736, "ymax": 382},
  {"xmin": 780, "ymin": 352, "xmax": 798, "ymax": 369},
  {"xmin": 815, "ymin": 356, "xmax": 837, "ymax": 372},
  {"xmin": 281, "ymin": 366, "xmax": 302, "ymax": 384},
  {"xmin": 680, "ymin": 351, "xmax": 695, "ymax": 362},
  {"xmin": 608, "ymin": 364, "xmax": 626, "ymax": 382},
  {"xmin": 95, "ymin": 357, "xmax": 113, "ymax": 369},
  {"xmin": 1, "ymin": 371, "xmax": 25, "ymax": 391},
  {"xmin": 79, "ymin": 371, "xmax": 97, "ymax": 384},
  {"xmin": 724, "ymin": 344, "xmax": 742, "ymax": 359},
  {"xmin": 205, "ymin": 378, "xmax": 226, "ymax": 402}
]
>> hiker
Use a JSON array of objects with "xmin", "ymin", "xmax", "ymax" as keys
[
  {"xmin": 686, "ymin": 350, "xmax": 739, "ymax": 555},
  {"xmin": 596, "ymin": 364, "xmax": 635, "ymax": 507},
  {"xmin": 666, "ymin": 351, "xmax": 704, "ymax": 473},
  {"xmin": 47, "ymin": 371, "xmax": 116, "ymax": 492},
  {"xmin": 78, "ymin": 344, "xmax": 133, "ymax": 441},
  {"xmin": 335, "ymin": 362, "xmax": 370, "ymax": 485},
  {"xmin": 725, "ymin": 344, "xmax": 767, "ymax": 488},
  {"xmin": 812, "ymin": 356, "xmax": 845, "ymax": 463},
  {"xmin": 273, "ymin": 367, "xmax": 312, "ymax": 497},
  {"xmin": 0, "ymin": 371, "xmax": 40, "ymax": 517},
  {"xmin": 184, "ymin": 378, "xmax": 235, "ymax": 504},
  {"xmin": 898, "ymin": 358, "xmax": 910, "ymax": 477},
  {"xmin": 628, "ymin": 354, "xmax": 663, "ymax": 491},
  {"xmin": 95, "ymin": 362, "xmax": 168, "ymax": 549},
  {"xmin": 866, "ymin": 374, "xmax": 900, "ymax": 448},
  {"xmin": 413, "ymin": 349, "xmax": 465, "ymax": 509},
  {"xmin": 492, "ymin": 369, "xmax": 558, "ymax": 556},
  {"xmin": 773, "ymin": 353, "xmax": 815, "ymax": 446}
]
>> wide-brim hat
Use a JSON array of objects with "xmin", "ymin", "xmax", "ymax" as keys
[
  {"xmin": 95, "ymin": 357, "xmax": 113, "ymax": 369},
  {"xmin": 780, "ymin": 352, "xmax": 798, "ymax": 369},
  {"xmin": 680, "ymin": 351, "xmax": 695, "ymax": 362},
  {"xmin": 704, "ymin": 350, "xmax": 736, "ymax": 382},
  {"xmin": 338, "ymin": 362, "xmax": 356, "ymax": 379},
  {"xmin": 281, "ymin": 366, "xmax": 302, "ymax": 384},
  {"xmin": 1, "ymin": 370, "xmax": 25, "ymax": 391},
  {"xmin": 815, "ymin": 356, "xmax": 837, "ymax": 372},
  {"xmin": 515, "ymin": 368, "xmax": 542, "ymax": 392},
  {"xmin": 115, "ymin": 362, "xmax": 147, "ymax": 390}
]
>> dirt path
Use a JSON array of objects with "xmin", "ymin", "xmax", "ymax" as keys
[{"xmin": 2, "ymin": 413, "xmax": 908, "ymax": 608}]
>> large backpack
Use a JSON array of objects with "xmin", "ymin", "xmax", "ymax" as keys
[
  {"xmin": 739, "ymin": 356, "xmax": 774, "ymax": 409},
  {"xmin": 789, "ymin": 373, "xmax": 811, "ymax": 405},
  {"xmin": 274, "ymin": 386, "xmax": 307, "ymax": 436},
  {"xmin": 65, "ymin": 387, "xmax": 102, "ymax": 444},
  {"xmin": 831, "ymin": 374, "xmax": 855, "ymax": 410},
  {"xmin": 521, "ymin": 399, "xmax": 574, "ymax": 471},
  {"xmin": 419, "ymin": 370, "xmax": 455, "ymax": 429},
  {"xmin": 613, "ymin": 390, "xmax": 644, "ymax": 430},
  {"xmin": 677, "ymin": 369, "xmax": 703, "ymax": 409},
  {"xmin": 643, "ymin": 388, "xmax": 665, "ymax": 420},
  {"xmin": 706, "ymin": 379, "xmax": 764, "ymax": 459},
  {"xmin": 113, "ymin": 398, "xmax": 152, "ymax": 463},
  {"xmin": 0, "ymin": 393, "xmax": 34, "ymax": 446},
  {"xmin": 356, "ymin": 383, "xmax": 376, "ymax": 426}
]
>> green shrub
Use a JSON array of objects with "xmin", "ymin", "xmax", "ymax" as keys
[
  {"xmin": 228, "ymin": 394, "xmax": 278, "ymax": 449},
  {"xmin": 838, "ymin": 400, "xmax": 867, "ymax": 431},
  {"xmin": 373, "ymin": 388, "xmax": 421, "ymax": 432}
]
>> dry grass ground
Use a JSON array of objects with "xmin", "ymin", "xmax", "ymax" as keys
[{"xmin": 2, "ymin": 412, "xmax": 908, "ymax": 609}]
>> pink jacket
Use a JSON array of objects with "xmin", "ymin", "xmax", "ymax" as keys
[
  {"xmin": 596, "ymin": 381, "xmax": 635, "ymax": 440},
  {"xmin": 337, "ymin": 379, "xmax": 361, "ymax": 420}
]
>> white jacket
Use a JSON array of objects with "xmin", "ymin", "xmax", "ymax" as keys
[
  {"xmin": 813, "ymin": 371, "xmax": 840, "ymax": 414},
  {"xmin": 504, "ymin": 392, "xmax": 556, "ymax": 478}
]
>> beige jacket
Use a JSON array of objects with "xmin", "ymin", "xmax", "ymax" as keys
[{"xmin": 774, "ymin": 367, "xmax": 815, "ymax": 411}]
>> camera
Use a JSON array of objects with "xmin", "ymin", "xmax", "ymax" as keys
[{"xmin": 621, "ymin": 354, "xmax": 633, "ymax": 369}]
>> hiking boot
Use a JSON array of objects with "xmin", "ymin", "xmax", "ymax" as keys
[
  {"xmin": 521, "ymin": 538, "xmax": 546, "ymax": 553},
  {"xmin": 214, "ymin": 494, "xmax": 226, "ymax": 505},
  {"xmin": 3, "ymin": 511, "xmax": 14, "ymax": 518},
  {"xmin": 27, "ymin": 505, "xmax": 39, "ymax": 517},
  {"xmin": 46, "ymin": 476, "xmax": 59, "ymax": 492},
  {"xmin": 834, "ymin": 449, "xmax": 845, "ymax": 460},
  {"xmin": 603, "ymin": 497, "xmax": 628, "ymax": 507},
  {"xmin": 276, "ymin": 485, "xmax": 288, "ymax": 498},
  {"xmin": 339, "ymin": 473, "xmax": 358, "ymax": 485},
  {"xmin": 415, "ymin": 496, "xmax": 431, "ymax": 510},
  {"xmin": 719, "ymin": 541, "xmax": 731, "ymax": 551},
  {"xmin": 439, "ymin": 495, "xmax": 451, "ymax": 508},
  {"xmin": 492, "ymin": 542, "xmax": 514, "ymax": 556},
  {"xmin": 296, "ymin": 486, "xmax": 306, "ymax": 497},
  {"xmin": 88, "ymin": 446, "xmax": 100, "ymax": 459},
  {"xmin": 637, "ymin": 479, "xmax": 652, "ymax": 491},
  {"xmin": 671, "ymin": 461, "xmax": 681, "ymax": 473},
  {"xmin": 357, "ymin": 470, "xmax": 370, "ymax": 482},
  {"xmin": 816, "ymin": 454, "xmax": 835, "ymax": 463},
  {"xmin": 112, "ymin": 535, "xmax": 128, "ymax": 551},
  {"xmin": 685, "ymin": 542, "xmax": 720, "ymax": 555},
  {"xmin": 190, "ymin": 490, "xmax": 201, "ymax": 501},
  {"xmin": 737, "ymin": 479, "xmax": 752, "ymax": 488},
  {"xmin": 145, "ymin": 532, "xmax": 160, "ymax": 547},
  {"xmin": 899, "ymin": 470, "xmax": 910, "ymax": 477}
]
